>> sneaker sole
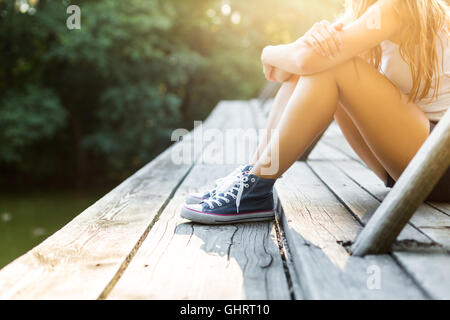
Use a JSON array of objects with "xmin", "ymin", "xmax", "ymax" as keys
[{"xmin": 181, "ymin": 206, "xmax": 275, "ymax": 225}]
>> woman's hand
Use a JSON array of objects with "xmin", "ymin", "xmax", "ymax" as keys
[
  {"xmin": 303, "ymin": 20, "xmax": 344, "ymax": 58},
  {"xmin": 262, "ymin": 62, "xmax": 275, "ymax": 82},
  {"xmin": 258, "ymin": 1, "xmax": 400, "ymax": 75},
  {"xmin": 263, "ymin": 63, "xmax": 293, "ymax": 82},
  {"xmin": 262, "ymin": 46, "xmax": 276, "ymax": 81},
  {"xmin": 262, "ymin": 46, "xmax": 293, "ymax": 82},
  {"xmin": 271, "ymin": 68, "xmax": 293, "ymax": 82}
]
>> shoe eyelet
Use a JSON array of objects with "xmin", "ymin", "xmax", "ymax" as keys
[
  {"xmin": 209, "ymin": 205, "xmax": 214, "ymax": 209},
  {"xmin": 218, "ymin": 203, "xmax": 222, "ymax": 206},
  {"xmin": 225, "ymin": 200, "xmax": 230, "ymax": 203},
  {"xmin": 245, "ymin": 184, "xmax": 249, "ymax": 188},
  {"xmin": 251, "ymin": 178, "xmax": 256, "ymax": 182}
]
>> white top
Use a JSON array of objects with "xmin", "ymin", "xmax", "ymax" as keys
[{"xmin": 380, "ymin": 36, "xmax": 450, "ymax": 122}]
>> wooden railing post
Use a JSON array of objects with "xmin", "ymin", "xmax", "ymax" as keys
[{"xmin": 351, "ymin": 109, "xmax": 450, "ymax": 256}]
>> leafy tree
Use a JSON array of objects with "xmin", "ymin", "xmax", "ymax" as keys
[
  {"xmin": 0, "ymin": 84, "xmax": 66, "ymax": 163},
  {"xmin": 0, "ymin": 0, "xmax": 342, "ymax": 187}
]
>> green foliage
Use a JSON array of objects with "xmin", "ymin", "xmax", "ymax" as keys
[
  {"xmin": 0, "ymin": 84, "xmax": 66, "ymax": 163},
  {"xmin": 0, "ymin": 0, "xmax": 342, "ymax": 186}
]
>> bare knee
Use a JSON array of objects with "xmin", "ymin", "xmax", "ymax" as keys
[{"xmin": 332, "ymin": 57, "xmax": 375, "ymax": 82}]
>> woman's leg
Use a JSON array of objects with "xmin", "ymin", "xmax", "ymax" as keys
[
  {"xmin": 334, "ymin": 104, "xmax": 388, "ymax": 182},
  {"xmin": 252, "ymin": 58, "xmax": 430, "ymax": 180},
  {"xmin": 252, "ymin": 78, "xmax": 403, "ymax": 184},
  {"xmin": 250, "ymin": 76, "xmax": 300, "ymax": 164}
]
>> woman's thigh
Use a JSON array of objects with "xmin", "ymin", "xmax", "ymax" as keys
[{"xmin": 332, "ymin": 58, "xmax": 430, "ymax": 180}]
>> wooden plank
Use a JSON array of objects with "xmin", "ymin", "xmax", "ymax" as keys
[
  {"xmin": 0, "ymin": 101, "xmax": 232, "ymax": 299},
  {"xmin": 252, "ymin": 111, "xmax": 429, "ymax": 298},
  {"xmin": 332, "ymin": 160, "xmax": 450, "ymax": 299},
  {"xmin": 308, "ymin": 161, "xmax": 432, "ymax": 243},
  {"xmin": 308, "ymin": 141, "xmax": 352, "ymax": 161},
  {"xmin": 428, "ymin": 203, "xmax": 450, "ymax": 216},
  {"xmin": 0, "ymin": 147, "xmax": 193, "ymax": 299},
  {"xmin": 275, "ymin": 162, "xmax": 425, "ymax": 299},
  {"xmin": 107, "ymin": 101, "xmax": 291, "ymax": 299},
  {"xmin": 108, "ymin": 164, "xmax": 290, "ymax": 300},
  {"xmin": 351, "ymin": 109, "xmax": 450, "ymax": 256},
  {"xmin": 392, "ymin": 251, "xmax": 450, "ymax": 299},
  {"xmin": 334, "ymin": 160, "xmax": 450, "ymax": 248}
]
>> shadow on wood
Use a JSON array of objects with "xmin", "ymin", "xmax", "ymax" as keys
[{"xmin": 352, "ymin": 109, "xmax": 450, "ymax": 256}]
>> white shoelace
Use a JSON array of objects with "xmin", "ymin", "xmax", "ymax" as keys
[
  {"xmin": 208, "ymin": 165, "xmax": 246, "ymax": 196},
  {"xmin": 203, "ymin": 174, "xmax": 253, "ymax": 213}
]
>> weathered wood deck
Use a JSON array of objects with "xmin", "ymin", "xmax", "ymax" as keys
[{"xmin": 0, "ymin": 100, "xmax": 449, "ymax": 300}]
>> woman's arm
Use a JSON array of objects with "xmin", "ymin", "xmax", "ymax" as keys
[
  {"xmin": 262, "ymin": 11, "xmax": 351, "ymax": 82},
  {"xmin": 262, "ymin": 0, "xmax": 402, "ymax": 75}
]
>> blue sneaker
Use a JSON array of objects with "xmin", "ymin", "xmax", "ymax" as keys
[
  {"xmin": 185, "ymin": 165, "xmax": 253, "ymax": 205},
  {"xmin": 181, "ymin": 172, "xmax": 275, "ymax": 224}
]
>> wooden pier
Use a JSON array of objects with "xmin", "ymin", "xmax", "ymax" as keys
[{"xmin": 0, "ymin": 100, "xmax": 449, "ymax": 299}]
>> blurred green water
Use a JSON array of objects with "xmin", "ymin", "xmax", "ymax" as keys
[{"xmin": 0, "ymin": 189, "xmax": 108, "ymax": 269}]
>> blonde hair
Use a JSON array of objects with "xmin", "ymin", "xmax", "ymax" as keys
[{"xmin": 345, "ymin": 0, "xmax": 450, "ymax": 102}]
